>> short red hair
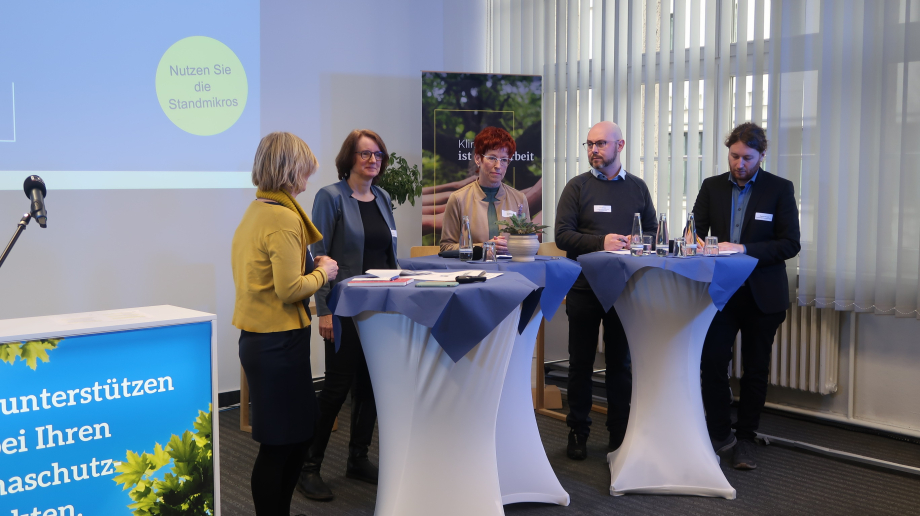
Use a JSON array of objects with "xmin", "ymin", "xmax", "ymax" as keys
[{"xmin": 474, "ymin": 126, "xmax": 516, "ymax": 157}]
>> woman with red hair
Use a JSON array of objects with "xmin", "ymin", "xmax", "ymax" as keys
[{"xmin": 440, "ymin": 126, "xmax": 531, "ymax": 253}]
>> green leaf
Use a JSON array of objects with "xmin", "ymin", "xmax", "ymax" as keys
[
  {"xmin": 167, "ymin": 431, "xmax": 199, "ymax": 464},
  {"xmin": 146, "ymin": 443, "xmax": 172, "ymax": 472},
  {"xmin": 114, "ymin": 451, "xmax": 152, "ymax": 490},
  {"xmin": 0, "ymin": 343, "xmax": 21, "ymax": 365},
  {"xmin": 193, "ymin": 407, "xmax": 211, "ymax": 440},
  {"xmin": 155, "ymin": 473, "xmax": 183, "ymax": 494},
  {"xmin": 19, "ymin": 340, "xmax": 56, "ymax": 369},
  {"xmin": 118, "ymin": 407, "xmax": 214, "ymax": 515}
]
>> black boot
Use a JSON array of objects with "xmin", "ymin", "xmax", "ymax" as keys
[
  {"xmin": 567, "ymin": 429, "xmax": 588, "ymax": 460},
  {"xmin": 346, "ymin": 456, "xmax": 378, "ymax": 484},
  {"xmin": 296, "ymin": 460, "xmax": 333, "ymax": 501},
  {"xmin": 346, "ymin": 443, "xmax": 378, "ymax": 485}
]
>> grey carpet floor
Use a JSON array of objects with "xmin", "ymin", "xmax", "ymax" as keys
[{"xmin": 218, "ymin": 405, "xmax": 920, "ymax": 515}]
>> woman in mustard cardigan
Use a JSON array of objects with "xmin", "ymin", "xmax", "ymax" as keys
[{"xmin": 231, "ymin": 132, "xmax": 338, "ymax": 516}]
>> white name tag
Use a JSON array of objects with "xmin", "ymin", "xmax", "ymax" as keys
[
  {"xmin": 594, "ymin": 205, "xmax": 612, "ymax": 213},
  {"xmin": 754, "ymin": 212, "xmax": 773, "ymax": 222},
  {"xmin": 391, "ymin": 230, "xmax": 398, "ymax": 237},
  {"xmin": 501, "ymin": 210, "xmax": 516, "ymax": 217}
]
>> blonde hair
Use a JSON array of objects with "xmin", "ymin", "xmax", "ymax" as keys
[{"xmin": 251, "ymin": 132, "xmax": 318, "ymax": 193}]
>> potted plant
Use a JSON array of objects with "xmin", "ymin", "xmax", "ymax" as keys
[
  {"xmin": 377, "ymin": 152, "xmax": 423, "ymax": 210},
  {"xmin": 496, "ymin": 214, "xmax": 550, "ymax": 262}
]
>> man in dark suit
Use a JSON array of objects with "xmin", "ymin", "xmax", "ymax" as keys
[{"xmin": 691, "ymin": 122, "xmax": 801, "ymax": 470}]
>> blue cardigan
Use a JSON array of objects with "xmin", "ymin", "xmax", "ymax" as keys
[{"xmin": 311, "ymin": 180, "xmax": 399, "ymax": 316}]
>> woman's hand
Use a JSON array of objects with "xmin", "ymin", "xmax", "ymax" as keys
[
  {"xmin": 316, "ymin": 256, "xmax": 338, "ymax": 280},
  {"xmin": 490, "ymin": 235, "xmax": 508, "ymax": 254},
  {"xmin": 318, "ymin": 314, "xmax": 334, "ymax": 341}
]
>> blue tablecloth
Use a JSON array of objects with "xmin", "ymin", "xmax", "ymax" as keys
[
  {"xmin": 398, "ymin": 255, "xmax": 582, "ymax": 322},
  {"xmin": 577, "ymin": 252, "xmax": 759, "ymax": 312},
  {"xmin": 327, "ymin": 271, "xmax": 541, "ymax": 362}
]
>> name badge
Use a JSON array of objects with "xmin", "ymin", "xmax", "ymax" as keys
[
  {"xmin": 501, "ymin": 210, "xmax": 516, "ymax": 217},
  {"xmin": 594, "ymin": 205, "xmax": 612, "ymax": 213},
  {"xmin": 391, "ymin": 230, "xmax": 398, "ymax": 237},
  {"xmin": 754, "ymin": 212, "xmax": 773, "ymax": 222}
]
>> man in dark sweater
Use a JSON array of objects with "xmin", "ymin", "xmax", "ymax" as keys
[{"xmin": 555, "ymin": 121, "xmax": 658, "ymax": 460}]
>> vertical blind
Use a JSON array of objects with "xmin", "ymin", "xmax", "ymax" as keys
[{"xmin": 489, "ymin": 0, "xmax": 919, "ymax": 318}]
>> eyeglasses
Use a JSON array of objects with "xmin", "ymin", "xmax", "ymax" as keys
[
  {"xmin": 582, "ymin": 139, "xmax": 621, "ymax": 151},
  {"xmin": 356, "ymin": 151, "xmax": 385, "ymax": 162},
  {"xmin": 480, "ymin": 155, "xmax": 511, "ymax": 166}
]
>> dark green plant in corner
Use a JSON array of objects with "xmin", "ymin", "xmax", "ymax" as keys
[
  {"xmin": 378, "ymin": 152, "xmax": 423, "ymax": 211},
  {"xmin": 496, "ymin": 214, "xmax": 550, "ymax": 235},
  {"xmin": 114, "ymin": 406, "xmax": 214, "ymax": 516},
  {"xmin": 0, "ymin": 338, "xmax": 61, "ymax": 369}
]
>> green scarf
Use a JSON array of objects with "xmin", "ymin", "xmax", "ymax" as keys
[
  {"xmin": 256, "ymin": 189, "xmax": 323, "ymax": 246},
  {"xmin": 481, "ymin": 185, "xmax": 500, "ymax": 239}
]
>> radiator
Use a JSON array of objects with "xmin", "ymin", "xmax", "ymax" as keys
[{"xmin": 731, "ymin": 305, "xmax": 840, "ymax": 395}]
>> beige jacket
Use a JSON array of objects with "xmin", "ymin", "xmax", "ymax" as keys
[{"xmin": 440, "ymin": 180, "xmax": 531, "ymax": 251}]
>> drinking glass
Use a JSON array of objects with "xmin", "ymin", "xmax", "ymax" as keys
[
  {"xmin": 704, "ymin": 236, "xmax": 719, "ymax": 256},
  {"xmin": 673, "ymin": 237, "xmax": 685, "ymax": 257},
  {"xmin": 642, "ymin": 235, "xmax": 652, "ymax": 255},
  {"xmin": 481, "ymin": 241, "xmax": 497, "ymax": 263},
  {"xmin": 459, "ymin": 215, "xmax": 473, "ymax": 261}
]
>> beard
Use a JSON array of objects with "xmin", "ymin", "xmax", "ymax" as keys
[{"xmin": 592, "ymin": 147, "xmax": 619, "ymax": 170}]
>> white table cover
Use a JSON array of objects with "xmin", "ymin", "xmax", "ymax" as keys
[
  {"xmin": 496, "ymin": 307, "xmax": 570, "ymax": 506},
  {"xmin": 355, "ymin": 305, "xmax": 568, "ymax": 516},
  {"xmin": 607, "ymin": 268, "xmax": 736, "ymax": 499}
]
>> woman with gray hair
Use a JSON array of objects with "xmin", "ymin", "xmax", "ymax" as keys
[{"xmin": 232, "ymin": 131, "xmax": 338, "ymax": 515}]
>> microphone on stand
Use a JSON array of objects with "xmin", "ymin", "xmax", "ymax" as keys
[{"xmin": 23, "ymin": 175, "xmax": 48, "ymax": 228}]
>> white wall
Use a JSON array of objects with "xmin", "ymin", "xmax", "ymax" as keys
[{"xmin": 0, "ymin": 0, "xmax": 489, "ymax": 395}]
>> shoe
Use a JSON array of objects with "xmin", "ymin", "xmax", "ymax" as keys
[
  {"xmin": 566, "ymin": 430, "xmax": 588, "ymax": 460},
  {"xmin": 296, "ymin": 468, "xmax": 334, "ymax": 501},
  {"xmin": 732, "ymin": 438, "xmax": 758, "ymax": 470},
  {"xmin": 710, "ymin": 433, "xmax": 737, "ymax": 455},
  {"xmin": 608, "ymin": 429, "xmax": 626, "ymax": 451},
  {"xmin": 346, "ymin": 456, "xmax": 379, "ymax": 485}
]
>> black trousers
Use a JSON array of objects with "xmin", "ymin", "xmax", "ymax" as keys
[
  {"xmin": 251, "ymin": 439, "xmax": 310, "ymax": 516},
  {"xmin": 565, "ymin": 287, "xmax": 632, "ymax": 437},
  {"xmin": 701, "ymin": 286, "xmax": 786, "ymax": 441},
  {"xmin": 307, "ymin": 316, "xmax": 377, "ymax": 469}
]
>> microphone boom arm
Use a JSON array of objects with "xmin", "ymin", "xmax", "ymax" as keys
[{"xmin": 0, "ymin": 213, "xmax": 33, "ymax": 270}]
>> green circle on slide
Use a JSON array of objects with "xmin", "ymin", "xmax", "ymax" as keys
[{"xmin": 155, "ymin": 36, "xmax": 248, "ymax": 136}]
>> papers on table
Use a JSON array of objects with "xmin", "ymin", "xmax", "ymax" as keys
[
  {"xmin": 400, "ymin": 270, "xmax": 504, "ymax": 282},
  {"xmin": 603, "ymin": 250, "xmax": 632, "ymax": 255},
  {"xmin": 364, "ymin": 269, "xmax": 404, "ymax": 280},
  {"xmin": 718, "ymin": 250, "xmax": 738, "ymax": 255},
  {"xmin": 349, "ymin": 277, "xmax": 415, "ymax": 287}
]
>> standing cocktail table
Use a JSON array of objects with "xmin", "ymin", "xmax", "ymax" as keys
[
  {"xmin": 578, "ymin": 251, "xmax": 758, "ymax": 499},
  {"xmin": 399, "ymin": 256, "xmax": 580, "ymax": 506},
  {"xmin": 327, "ymin": 272, "xmax": 544, "ymax": 516}
]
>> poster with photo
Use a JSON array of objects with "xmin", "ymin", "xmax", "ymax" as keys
[{"xmin": 421, "ymin": 72, "xmax": 542, "ymax": 246}]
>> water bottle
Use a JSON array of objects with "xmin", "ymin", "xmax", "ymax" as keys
[
  {"xmin": 684, "ymin": 213, "xmax": 698, "ymax": 257},
  {"xmin": 630, "ymin": 213, "xmax": 644, "ymax": 256},
  {"xmin": 459, "ymin": 215, "xmax": 473, "ymax": 261},
  {"xmin": 656, "ymin": 213, "xmax": 669, "ymax": 256}
]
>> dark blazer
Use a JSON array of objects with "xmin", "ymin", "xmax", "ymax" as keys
[
  {"xmin": 311, "ymin": 180, "xmax": 399, "ymax": 316},
  {"xmin": 692, "ymin": 169, "xmax": 800, "ymax": 314}
]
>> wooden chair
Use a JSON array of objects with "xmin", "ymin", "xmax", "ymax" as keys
[
  {"xmin": 538, "ymin": 241, "xmax": 566, "ymax": 257},
  {"xmin": 410, "ymin": 245, "xmax": 441, "ymax": 257},
  {"xmin": 532, "ymin": 241, "xmax": 607, "ymax": 420}
]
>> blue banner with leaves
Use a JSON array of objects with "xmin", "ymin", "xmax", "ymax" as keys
[{"xmin": 0, "ymin": 322, "xmax": 213, "ymax": 516}]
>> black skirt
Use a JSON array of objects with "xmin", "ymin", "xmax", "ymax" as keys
[{"xmin": 239, "ymin": 325, "xmax": 317, "ymax": 445}]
